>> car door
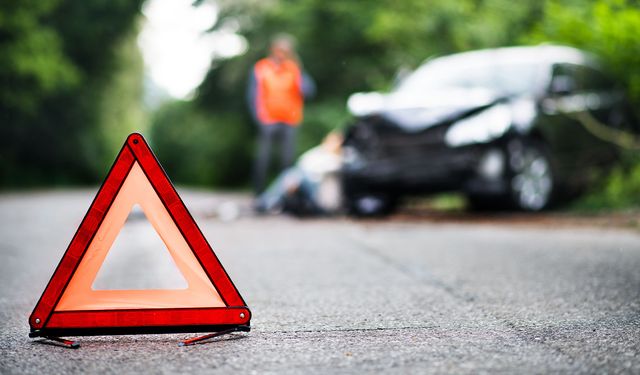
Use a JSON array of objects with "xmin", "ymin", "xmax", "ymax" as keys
[{"xmin": 536, "ymin": 63, "xmax": 619, "ymax": 188}]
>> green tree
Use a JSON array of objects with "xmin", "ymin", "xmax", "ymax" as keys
[
  {"xmin": 0, "ymin": 0, "xmax": 79, "ymax": 113},
  {"xmin": 150, "ymin": 100, "xmax": 252, "ymax": 187},
  {"xmin": 0, "ymin": 0, "xmax": 145, "ymax": 186}
]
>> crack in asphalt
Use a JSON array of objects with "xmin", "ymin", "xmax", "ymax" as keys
[
  {"xmin": 262, "ymin": 326, "xmax": 435, "ymax": 335},
  {"xmin": 345, "ymin": 235, "xmax": 476, "ymax": 303},
  {"xmin": 345, "ymin": 233, "xmax": 585, "ymax": 366}
]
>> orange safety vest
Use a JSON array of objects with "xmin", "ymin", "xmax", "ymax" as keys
[{"xmin": 254, "ymin": 58, "xmax": 304, "ymax": 126}]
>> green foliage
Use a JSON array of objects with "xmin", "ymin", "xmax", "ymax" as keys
[
  {"xmin": 207, "ymin": 0, "xmax": 542, "ymax": 97},
  {"xmin": 0, "ymin": 0, "xmax": 80, "ymax": 113},
  {"xmin": 574, "ymin": 152, "xmax": 640, "ymax": 210},
  {"xmin": 0, "ymin": 0, "xmax": 145, "ymax": 187},
  {"xmin": 150, "ymin": 101, "xmax": 252, "ymax": 187},
  {"xmin": 93, "ymin": 23, "xmax": 148, "ymax": 172}
]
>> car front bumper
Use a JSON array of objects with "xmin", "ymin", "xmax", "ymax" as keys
[{"xmin": 342, "ymin": 145, "xmax": 510, "ymax": 196}]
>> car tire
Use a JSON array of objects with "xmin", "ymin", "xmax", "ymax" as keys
[{"xmin": 507, "ymin": 140, "xmax": 556, "ymax": 211}]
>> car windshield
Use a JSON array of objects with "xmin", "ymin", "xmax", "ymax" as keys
[{"xmin": 396, "ymin": 57, "xmax": 540, "ymax": 96}]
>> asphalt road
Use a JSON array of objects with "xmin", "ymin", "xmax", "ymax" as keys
[{"xmin": 1, "ymin": 189, "xmax": 639, "ymax": 374}]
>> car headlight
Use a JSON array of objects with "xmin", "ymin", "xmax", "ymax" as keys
[
  {"xmin": 347, "ymin": 92, "xmax": 385, "ymax": 117},
  {"xmin": 445, "ymin": 104, "xmax": 512, "ymax": 147}
]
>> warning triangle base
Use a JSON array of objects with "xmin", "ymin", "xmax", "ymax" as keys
[
  {"xmin": 179, "ymin": 325, "xmax": 250, "ymax": 347},
  {"xmin": 30, "ymin": 322, "xmax": 250, "ymax": 339},
  {"xmin": 35, "ymin": 336, "xmax": 80, "ymax": 349}
]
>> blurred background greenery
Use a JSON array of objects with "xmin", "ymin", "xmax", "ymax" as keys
[{"xmin": 1, "ymin": 0, "xmax": 639, "ymax": 209}]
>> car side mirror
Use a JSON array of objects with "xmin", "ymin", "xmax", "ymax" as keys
[{"xmin": 549, "ymin": 75, "xmax": 575, "ymax": 96}]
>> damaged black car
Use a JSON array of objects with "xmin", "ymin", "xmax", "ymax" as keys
[{"xmin": 342, "ymin": 45, "xmax": 638, "ymax": 215}]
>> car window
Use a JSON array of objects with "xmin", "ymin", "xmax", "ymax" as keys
[
  {"xmin": 582, "ymin": 66, "xmax": 616, "ymax": 91},
  {"xmin": 552, "ymin": 63, "xmax": 615, "ymax": 92}
]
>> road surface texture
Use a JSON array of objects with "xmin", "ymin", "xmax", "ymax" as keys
[{"xmin": 1, "ymin": 189, "xmax": 639, "ymax": 374}]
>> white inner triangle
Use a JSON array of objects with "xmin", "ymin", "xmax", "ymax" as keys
[
  {"xmin": 92, "ymin": 204, "xmax": 188, "ymax": 290},
  {"xmin": 54, "ymin": 162, "xmax": 225, "ymax": 311}
]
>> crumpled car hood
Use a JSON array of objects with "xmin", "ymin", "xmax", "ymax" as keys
[{"xmin": 348, "ymin": 88, "xmax": 505, "ymax": 131}]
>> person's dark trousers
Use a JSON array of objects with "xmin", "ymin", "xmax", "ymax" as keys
[{"xmin": 253, "ymin": 122, "xmax": 297, "ymax": 194}]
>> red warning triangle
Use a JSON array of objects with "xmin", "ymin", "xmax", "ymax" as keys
[{"xmin": 29, "ymin": 133, "xmax": 250, "ymax": 338}]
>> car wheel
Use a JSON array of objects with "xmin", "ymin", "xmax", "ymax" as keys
[
  {"xmin": 508, "ymin": 141, "xmax": 556, "ymax": 211},
  {"xmin": 347, "ymin": 193, "xmax": 397, "ymax": 217}
]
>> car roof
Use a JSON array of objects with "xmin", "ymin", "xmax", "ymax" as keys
[{"xmin": 425, "ymin": 45, "xmax": 600, "ymax": 69}]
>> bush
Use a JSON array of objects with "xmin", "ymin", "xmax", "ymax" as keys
[
  {"xmin": 574, "ymin": 152, "xmax": 640, "ymax": 211},
  {"xmin": 149, "ymin": 101, "xmax": 253, "ymax": 188}
]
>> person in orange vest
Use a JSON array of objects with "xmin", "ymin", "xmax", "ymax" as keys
[{"xmin": 248, "ymin": 34, "xmax": 315, "ymax": 196}]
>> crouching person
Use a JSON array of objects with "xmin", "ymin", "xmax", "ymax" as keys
[{"xmin": 255, "ymin": 132, "xmax": 343, "ymax": 216}]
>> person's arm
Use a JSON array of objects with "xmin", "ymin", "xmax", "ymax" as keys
[
  {"xmin": 301, "ymin": 71, "xmax": 316, "ymax": 100},
  {"xmin": 247, "ymin": 67, "xmax": 259, "ymax": 123}
]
